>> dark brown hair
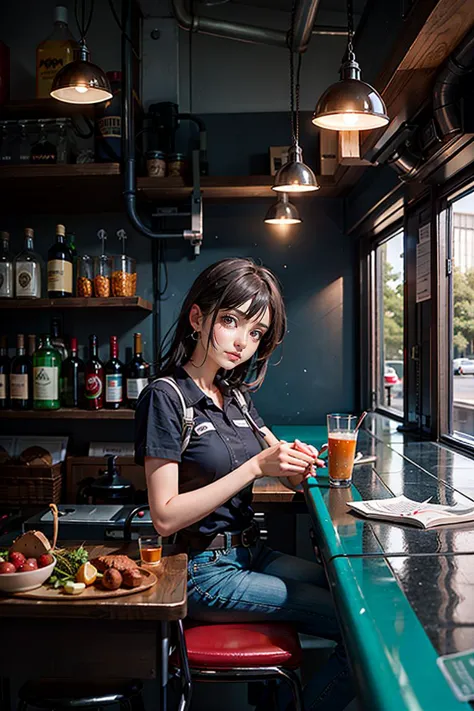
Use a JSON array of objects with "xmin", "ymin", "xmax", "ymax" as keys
[{"xmin": 158, "ymin": 258, "xmax": 287, "ymax": 389}]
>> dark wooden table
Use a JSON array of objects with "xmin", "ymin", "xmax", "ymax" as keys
[{"xmin": 0, "ymin": 542, "xmax": 187, "ymax": 711}]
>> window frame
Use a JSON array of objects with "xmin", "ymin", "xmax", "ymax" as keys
[
  {"xmin": 438, "ymin": 180, "xmax": 474, "ymax": 453},
  {"xmin": 370, "ymin": 225, "xmax": 405, "ymax": 421}
]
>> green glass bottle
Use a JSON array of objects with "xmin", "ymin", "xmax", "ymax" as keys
[{"xmin": 33, "ymin": 334, "xmax": 61, "ymax": 410}]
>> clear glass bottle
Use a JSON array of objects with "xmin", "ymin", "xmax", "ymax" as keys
[
  {"xmin": 14, "ymin": 228, "xmax": 42, "ymax": 299},
  {"xmin": 112, "ymin": 255, "xmax": 137, "ymax": 297},
  {"xmin": 33, "ymin": 334, "xmax": 61, "ymax": 410},
  {"xmin": 0, "ymin": 231, "xmax": 14, "ymax": 298},
  {"xmin": 76, "ymin": 254, "xmax": 93, "ymax": 297},
  {"xmin": 36, "ymin": 6, "xmax": 79, "ymax": 99},
  {"xmin": 93, "ymin": 255, "xmax": 112, "ymax": 298}
]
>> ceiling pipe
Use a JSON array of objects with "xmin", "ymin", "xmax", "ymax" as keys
[
  {"xmin": 172, "ymin": 0, "xmax": 322, "ymax": 52},
  {"xmin": 433, "ymin": 27, "xmax": 474, "ymax": 139}
]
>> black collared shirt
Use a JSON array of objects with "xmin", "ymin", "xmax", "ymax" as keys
[{"xmin": 134, "ymin": 367, "xmax": 265, "ymax": 536}]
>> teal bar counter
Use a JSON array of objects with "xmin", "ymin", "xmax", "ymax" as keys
[{"xmin": 273, "ymin": 420, "xmax": 474, "ymax": 710}]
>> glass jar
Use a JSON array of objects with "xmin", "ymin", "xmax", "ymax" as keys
[
  {"xmin": 112, "ymin": 255, "xmax": 137, "ymax": 297},
  {"xmin": 146, "ymin": 150, "xmax": 166, "ymax": 177},
  {"xmin": 93, "ymin": 255, "xmax": 112, "ymax": 297},
  {"xmin": 167, "ymin": 152, "xmax": 188, "ymax": 178},
  {"xmin": 76, "ymin": 255, "xmax": 93, "ymax": 297}
]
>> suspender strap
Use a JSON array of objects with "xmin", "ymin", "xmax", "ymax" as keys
[
  {"xmin": 155, "ymin": 377, "xmax": 195, "ymax": 454},
  {"xmin": 230, "ymin": 387, "xmax": 269, "ymax": 450}
]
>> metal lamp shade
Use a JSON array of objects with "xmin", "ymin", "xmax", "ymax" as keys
[
  {"xmin": 50, "ymin": 59, "xmax": 113, "ymax": 104},
  {"xmin": 272, "ymin": 145, "xmax": 319, "ymax": 193},
  {"xmin": 312, "ymin": 57, "xmax": 389, "ymax": 131},
  {"xmin": 264, "ymin": 194, "xmax": 301, "ymax": 224}
]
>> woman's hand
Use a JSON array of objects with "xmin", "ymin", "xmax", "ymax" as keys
[
  {"xmin": 253, "ymin": 440, "xmax": 317, "ymax": 479},
  {"xmin": 291, "ymin": 439, "xmax": 327, "ymax": 480}
]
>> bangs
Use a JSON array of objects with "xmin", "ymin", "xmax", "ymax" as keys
[{"xmin": 212, "ymin": 273, "xmax": 273, "ymax": 323}]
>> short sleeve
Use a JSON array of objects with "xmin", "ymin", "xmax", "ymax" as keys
[
  {"xmin": 134, "ymin": 384, "xmax": 183, "ymax": 466},
  {"xmin": 244, "ymin": 391, "xmax": 265, "ymax": 429}
]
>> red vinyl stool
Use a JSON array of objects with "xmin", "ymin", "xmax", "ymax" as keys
[{"xmin": 171, "ymin": 620, "xmax": 304, "ymax": 711}]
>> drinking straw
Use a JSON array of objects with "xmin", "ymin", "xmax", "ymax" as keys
[{"xmin": 354, "ymin": 411, "xmax": 368, "ymax": 434}]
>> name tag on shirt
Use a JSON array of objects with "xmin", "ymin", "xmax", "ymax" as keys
[
  {"xmin": 233, "ymin": 419, "xmax": 250, "ymax": 428},
  {"xmin": 195, "ymin": 422, "xmax": 216, "ymax": 436}
]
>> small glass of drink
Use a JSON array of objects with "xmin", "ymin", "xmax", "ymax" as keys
[
  {"xmin": 327, "ymin": 414, "xmax": 358, "ymax": 488},
  {"xmin": 138, "ymin": 534, "xmax": 162, "ymax": 566}
]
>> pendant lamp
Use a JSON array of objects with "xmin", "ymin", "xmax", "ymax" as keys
[
  {"xmin": 264, "ymin": 193, "xmax": 301, "ymax": 224},
  {"xmin": 51, "ymin": 1, "xmax": 112, "ymax": 104},
  {"xmin": 312, "ymin": 0, "xmax": 388, "ymax": 131},
  {"xmin": 272, "ymin": 2, "xmax": 319, "ymax": 193}
]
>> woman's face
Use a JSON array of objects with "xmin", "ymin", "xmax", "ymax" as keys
[{"xmin": 195, "ymin": 299, "xmax": 271, "ymax": 370}]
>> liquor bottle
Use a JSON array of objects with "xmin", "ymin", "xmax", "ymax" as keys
[
  {"xmin": 33, "ymin": 335, "xmax": 61, "ymax": 410},
  {"xmin": 47, "ymin": 224, "xmax": 73, "ymax": 297},
  {"xmin": 105, "ymin": 335, "xmax": 123, "ymax": 409},
  {"xmin": 14, "ymin": 228, "xmax": 42, "ymax": 299},
  {"xmin": 0, "ymin": 231, "xmax": 14, "ymax": 299},
  {"xmin": 61, "ymin": 336, "xmax": 85, "ymax": 408},
  {"xmin": 0, "ymin": 335, "xmax": 10, "ymax": 410},
  {"xmin": 36, "ymin": 6, "xmax": 79, "ymax": 99},
  {"xmin": 10, "ymin": 334, "xmax": 32, "ymax": 410},
  {"xmin": 28, "ymin": 334, "xmax": 37, "ymax": 358},
  {"xmin": 51, "ymin": 317, "xmax": 68, "ymax": 360},
  {"xmin": 85, "ymin": 334, "xmax": 104, "ymax": 410},
  {"xmin": 126, "ymin": 332, "xmax": 149, "ymax": 409}
]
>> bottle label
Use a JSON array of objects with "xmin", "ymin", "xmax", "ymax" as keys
[
  {"xmin": 10, "ymin": 373, "xmax": 28, "ymax": 399},
  {"xmin": 85, "ymin": 374, "xmax": 103, "ymax": 400},
  {"xmin": 34, "ymin": 366, "xmax": 59, "ymax": 400},
  {"xmin": 0, "ymin": 373, "xmax": 6, "ymax": 400},
  {"xmin": 127, "ymin": 377, "xmax": 148, "ymax": 400},
  {"xmin": 16, "ymin": 261, "xmax": 40, "ymax": 297},
  {"xmin": 36, "ymin": 42, "xmax": 75, "ymax": 98},
  {"xmin": 0, "ymin": 262, "xmax": 13, "ymax": 297},
  {"xmin": 106, "ymin": 374, "xmax": 123, "ymax": 403},
  {"xmin": 98, "ymin": 116, "xmax": 121, "ymax": 139},
  {"xmin": 47, "ymin": 259, "xmax": 72, "ymax": 293}
]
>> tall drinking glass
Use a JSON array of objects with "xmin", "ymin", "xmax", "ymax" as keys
[{"xmin": 327, "ymin": 414, "xmax": 358, "ymax": 488}]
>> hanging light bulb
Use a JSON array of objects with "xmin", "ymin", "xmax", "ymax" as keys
[
  {"xmin": 264, "ymin": 193, "xmax": 302, "ymax": 224},
  {"xmin": 272, "ymin": 4, "xmax": 319, "ymax": 194},
  {"xmin": 51, "ymin": 40, "xmax": 112, "ymax": 104},
  {"xmin": 312, "ymin": 0, "xmax": 388, "ymax": 131}
]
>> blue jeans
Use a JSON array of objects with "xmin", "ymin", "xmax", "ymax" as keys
[{"xmin": 187, "ymin": 538, "xmax": 354, "ymax": 711}]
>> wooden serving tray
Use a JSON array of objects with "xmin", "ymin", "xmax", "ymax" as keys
[{"xmin": 14, "ymin": 567, "xmax": 158, "ymax": 600}]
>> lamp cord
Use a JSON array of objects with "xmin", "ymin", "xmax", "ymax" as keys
[
  {"xmin": 75, "ymin": 0, "xmax": 94, "ymax": 42},
  {"xmin": 347, "ymin": 0, "xmax": 354, "ymax": 57},
  {"xmin": 289, "ymin": 0, "xmax": 303, "ymax": 146}
]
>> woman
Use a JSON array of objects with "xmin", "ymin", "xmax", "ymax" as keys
[{"xmin": 135, "ymin": 258, "xmax": 353, "ymax": 711}]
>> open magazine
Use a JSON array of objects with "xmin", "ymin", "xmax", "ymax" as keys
[{"xmin": 346, "ymin": 495, "xmax": 474, "ymax": 529}]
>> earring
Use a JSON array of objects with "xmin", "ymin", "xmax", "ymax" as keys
[{"xmin": 191, "ymin": 330, "xmax": 200, "ymax": 341}]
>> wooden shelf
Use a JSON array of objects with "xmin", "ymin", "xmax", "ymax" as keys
[
  {"xmin": 0, "ymin": 165, "xmax": 335, "ymax": 213},
  {"xmin": 0, "ymin": 408, "xmax": 135, "ymax": 420},
  {"xmin": 0, "ymin": 296, "xmax": 152, "ymax": 311},
  {"xmin": 0, "ymin": 99, "xmax": 95, "ymax": 119}
]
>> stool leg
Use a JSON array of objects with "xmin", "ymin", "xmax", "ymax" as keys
[
  {"xmin": 277, "ymin": 669, "xmax": 304, "ymax": 711},
  {"xmin": 176, "ymin": 620, "xmax": 192, "ymax": 711}
]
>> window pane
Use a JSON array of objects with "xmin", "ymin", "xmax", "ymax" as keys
[
  {"xmin": 376, "ymin": 232, "xmax": 404, "ymax": 413},
  {"xmin": 451, "ymin": 195, "xmax": 474, "ymax": 443}
]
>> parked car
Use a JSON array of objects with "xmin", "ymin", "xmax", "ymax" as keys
[
  {"xmin": 453, "ymin": 358, "xmax": 474, "ymax": 375},
  {"xmin": 384, "ymin": 366, "xmax": 399, "ymax": 386}
]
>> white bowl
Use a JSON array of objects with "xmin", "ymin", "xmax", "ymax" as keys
[{"xmin": 0, "ymin": 557, "xmax": 56, "ymax": 594}]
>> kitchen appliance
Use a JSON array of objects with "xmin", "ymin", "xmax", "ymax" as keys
[
  {"xmin": 77, "ymin": 455, "xmax": 135, "ymax": 505},
  {"xmin": 23, "ymin": 504, "xmax": 153, "ymax": 541}
]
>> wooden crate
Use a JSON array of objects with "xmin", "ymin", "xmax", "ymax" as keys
[{"xmin": 66, "ymin": 457, "xmax": 145, "ymax": 503}]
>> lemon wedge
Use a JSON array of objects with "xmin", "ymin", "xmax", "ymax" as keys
[{"xmin": 76, "ymin": 562, "xmax": 97, "ymax": 586}]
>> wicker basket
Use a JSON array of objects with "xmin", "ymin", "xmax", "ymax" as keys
[{"xmin": 0, "ymin": 464, "xmax": 62, "ymax": 504}]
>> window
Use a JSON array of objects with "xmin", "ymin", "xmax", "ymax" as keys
[
  {"xmin": 447, "ymin": 193, "xmax": 474, "ymax": 445},
  {"xmin": 375, "ymin": 230, "xmax": 404, "ymax": 414}
]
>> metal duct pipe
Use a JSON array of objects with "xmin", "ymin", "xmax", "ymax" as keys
[
  {"xmin": 172, "ymin": 0, "xmax": 322, "ymax": 52},
  {"xmin": 433, "ymin": 27, "xmax": 474, "ymax": 138},
  {"xmin": 386, "ymin": 143, "xmax": 421, "ymax": 181}
]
